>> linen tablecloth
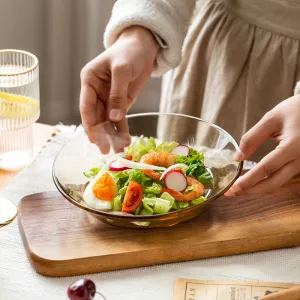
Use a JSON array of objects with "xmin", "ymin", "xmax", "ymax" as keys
[{"xmin": 0, "ymin": 126, "xmax": 299, "ymax": 300}]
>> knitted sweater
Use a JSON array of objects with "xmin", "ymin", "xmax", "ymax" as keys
[{"xmin": 103, "ymin": 0, "xmax": 196, "ymax": 77}]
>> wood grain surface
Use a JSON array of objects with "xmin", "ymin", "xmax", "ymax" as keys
[{"xmin": 18, "ymin": 177, "xmax": 300, "ymax": 277}]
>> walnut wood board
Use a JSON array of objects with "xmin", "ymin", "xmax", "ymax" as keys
[{"xmin": 18, "ymin": 177, "xmax": 300, "ymax": 277}]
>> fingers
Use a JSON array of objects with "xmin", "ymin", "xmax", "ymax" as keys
[
  {"xmin": 79, "ymin": 83, "xmax": 98, "ymax": 130},
  {"xmin": 100, "ymin": 120, "xmax": 129, "ymax": 154},
  {"xmin": 235, "ymin": 112, "xmax": 281, "ymax": 161},
  {"xmin": 226, "ymin": 140, "xmax": 299, "ymax": 196},
  {"xmin": 115, "ymin": 118, "xmax": 131, "ymax": 150},
  {"xmin": 106, "ymin": 64, "xmax": 132, "ymax": 152},
  {"xmin": 80, "ymin": 62, "xmax": 110, "ymax": 153},
  {"xmin": 109, "ymin": 64, "xmax": 131, "ymax": 123},
  {"xmin": 90, "ymin": 124, "xmax": 111, "ymax": 154},
  {"xmin": 233, "ymin": 156, "xmax": 300, "ymax": 195},
  {"xmin": 80, "ymin": 55, "xmax": 134, "ymax": 154},
  {"xmin": 80, "ymin": 84, "xmax": 112, "ymax": 154}
]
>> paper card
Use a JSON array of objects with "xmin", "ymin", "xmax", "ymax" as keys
[{"xmin": 173, "ymin": 279, "xmax": 297, "ymax": 300}]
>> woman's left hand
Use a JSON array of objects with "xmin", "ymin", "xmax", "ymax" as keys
[{"xmin": 225, "ymin": 94, "xmax": 300, "ymax": 196}]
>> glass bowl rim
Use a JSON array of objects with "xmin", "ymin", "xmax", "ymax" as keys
[{"xmin": 52, "ymin": 112, "xmax": 244, "ymax": 220}]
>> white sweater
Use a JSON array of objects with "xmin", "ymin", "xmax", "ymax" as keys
[{"xmin": 103, "ymin": 0, "xmax": 196, "ymax": 77}]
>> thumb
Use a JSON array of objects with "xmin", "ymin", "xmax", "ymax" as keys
[
  {"xmin": 236, "ymin": 112, "xmax": 280, "ymax": 161},
  {"xmin": 109, "ymin": 68, "xmax": 129, "ymax": 122}
]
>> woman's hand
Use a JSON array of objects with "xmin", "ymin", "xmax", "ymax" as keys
[
  {"xmin": 80, "ymin": 26, "xmax": 159, "ymax": 154},
  {"xmin": 225, "ymin": 94, "xmax": 300, "ymax": 196}
]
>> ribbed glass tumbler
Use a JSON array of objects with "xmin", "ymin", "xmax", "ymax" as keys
[{"xmin": 0, "ymin": 50, "xmax": 40, "ymax": 170}]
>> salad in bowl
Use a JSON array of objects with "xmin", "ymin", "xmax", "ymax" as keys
[
  {"xmin": 82, "ymin": 137, "xmax": 212, "ymax": 216},
  {"xmin": 53, "ymin": 112, "xmax": 243, "ymax": 228}
]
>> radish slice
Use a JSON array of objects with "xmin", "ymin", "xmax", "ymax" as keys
[
  {"xmin": 164, "ymin": 170, "xmax": 188, "ymax": 192},
  {"xmin": 109, "ymin": 160, "xmax": 130, "ymax": 171},
  {"xmin": 171, "ymin": 145, "xmax": 190, "ymax": 157},
  {"xmin": 159, "ymin": 163, "xmax": 188, "ymax": 181},
  {"xmin": 115, "ymin": 158, "xmax": 167, "ymax": 171}
]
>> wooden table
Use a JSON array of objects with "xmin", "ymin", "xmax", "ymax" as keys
[{"xmin": 0, "ymin": 123, "xmax": 55, "ymax": 191}]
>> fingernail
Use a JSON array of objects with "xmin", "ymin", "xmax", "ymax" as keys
[
  {"xmin": 234, "ymin": 149, "xmax": 244, "ymax": 162},
  {"xmin": 109, "ymin": 109, "xmax": 122, "ymax": 121},
  {"xmin": 224, "ymin": 190, "xmax": 236, "ymax": 197},
  {"xmin": 225, "ymin": 185, "xmax": 242, "ymax": 197}
]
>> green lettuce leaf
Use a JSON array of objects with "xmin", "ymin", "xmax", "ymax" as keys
[
  {"xmin": 140, "ymin": 207, "xmax": 154, "ymax": 216},
  {"xmin": 198, "ymin": 171, "xmax": 212, "ymax": 184},
  {"xmin": 175, "ymin": 148, "xmax": 204, "ymax": 165},
  {"xmin": 126, "ymin": 137, "xmax": 156, "ymax": 161},
  {"xmin": 189, "ymin": 196, "xmax": 207, "ymax": 206},
  {"xmin": 140, "ymin": 201, "xmax": 154, "ymax": 215},
  {"xmin": 155, "ymin": 141, "xmax": 178, "ymax": 153},
  {"xmin": 112, "ymin": 196, "xmax": 122, "ymax": 211},
  {"xmin": 184, "ymin": 185, "xmax": 197, "ymax": 193},
  {"xmin": 146, "ymin": 194, "xmax": 156, "ymax": 198},
  {"xmin": 143, "ymin": 198, "xmax": 156, "ymax": 207},
  {"xmin": 133, "ymin": 206, "xmax": 141, "ymax": 215},
  {"xmin": 115, "ymin": 169, "xmax": 152, "ymax": 189},
  {"xmin": 118, "ymin": 186, "xmax": 127, "ymax": 196},
  {"xmin": 175, "ymin": 148, "xmax": 208, "ymax": 180},
  {"xmin": 186, "ymin": 162, "xmax": 206, "ymax": 179},
  {"xmin": 83, "ymin": 167, "xmax": 101, "ymax": 178},
  {"xmin": 173, "ymin": 201, "xmax": 189, "ymax": 210},
  {"xmin": 144, "ymin": 182, "xmax": 162, "ymax": 195},
  {"xmin": 153, "ymin": 198, "xmax": 171, "ymax": 214},
  {"xmin": 160, "ymin": 192, "xmax": 175, "ymax": 209}
]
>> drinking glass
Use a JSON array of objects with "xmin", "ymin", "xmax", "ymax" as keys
[
  {"xmin": 0, "ymin": 49, "xmax": 40, "ymax": 227},
  {"xmin": 0, "ymin": 49, "xmax": 40, "ymax": 171}
]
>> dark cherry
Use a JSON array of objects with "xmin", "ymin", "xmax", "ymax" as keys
[{"xmin": 67, "ymin": 279, "xmax": 96, "ymax": 300}]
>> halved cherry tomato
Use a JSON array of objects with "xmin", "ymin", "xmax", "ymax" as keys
[{"xmin": 122, "ymin": 181, "xmax": 143, "ymax": 213}]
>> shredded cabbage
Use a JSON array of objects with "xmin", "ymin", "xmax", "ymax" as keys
[
  {"xmin": 144, "ymin": 182, "xmax": 162, "ymax": 195},
  {"xmin": 160, "ymin": 192, "xmax": 175, "ymax": 209},
  {"xmin": 155, "ymin": 141, "xmax": 178, "ymax": 153},
  {"xmin": 143, "ymin": 198, "xmax": 156, "ymax": 207},
  {"xmin": 112, "ymin": 196, "xmax": 122, "ymax": 211},
  {"xmin": 189, "ymin": 196, "xmax": 207, "ymax": 206},
  {"xmin": 174, "ymin": 202, "xmax": 189, "ymax": 210},
  {"xmin": 153, "ymin": 198, "xmax": 171, "ymax": 214},
  {"xmin": 126, "ymin": 137, "xmax": 156, "ymax": 161},
  {"xmin": 185, "ymin": 185, "xmax": 197, "ymax": 193},
  {"xmin": 83, "ymin": 167, "xmax": 101, "ymax": 178},
  {"xmin": 115, "ymin": 169, "xmax": 151, "ymax": 189},
  {"xmin": 140, "ymin": 200, "xmax": 154, "ymax": 215}
]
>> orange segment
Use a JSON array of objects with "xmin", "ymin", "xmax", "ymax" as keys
[{"xmin": 93, "ymin": 173, "xmax": 116, "ymax": 202}]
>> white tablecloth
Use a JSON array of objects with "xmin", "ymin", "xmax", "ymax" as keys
[{"xmin": 0, "ymin": 127, "xmax": 299, "ymax": 300}]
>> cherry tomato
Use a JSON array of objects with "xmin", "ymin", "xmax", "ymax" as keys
[{"xmin": 122, "ymin": 181, "xmax": 143, "ymax": 213}]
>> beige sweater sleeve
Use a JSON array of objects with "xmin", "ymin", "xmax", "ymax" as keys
[{"xmin": 103, "ymin": 0, "xmax": 196, "ymax": 77}]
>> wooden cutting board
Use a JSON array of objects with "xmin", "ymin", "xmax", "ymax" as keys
[{"xmin": 18, "ymin": 177, "xmax": 300, "ymax": 277}]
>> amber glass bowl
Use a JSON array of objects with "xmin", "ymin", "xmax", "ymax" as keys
[{"xmin": 53, "ymin": 113, "xmax": 243, "ymax": 228}]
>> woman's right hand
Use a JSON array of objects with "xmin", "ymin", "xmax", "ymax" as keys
[{"xmin": 80, "ymin": 26, "xmax": 159, "ymax": 154}]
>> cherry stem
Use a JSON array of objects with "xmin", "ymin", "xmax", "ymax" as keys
[{"xmin": 96, "ymin": 291, "xmax": 107, "ymax": 300}]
